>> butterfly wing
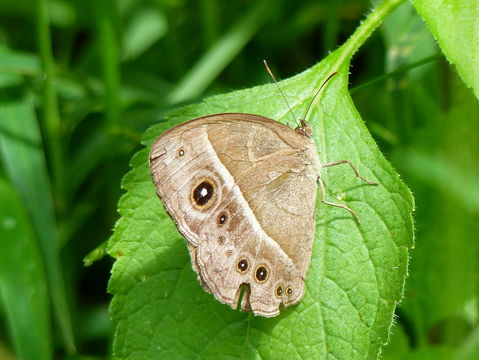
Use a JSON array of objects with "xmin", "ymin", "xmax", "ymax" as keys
[{"xmin": 149, "ymin": 113, "xmax": 320, "ymax": 317}]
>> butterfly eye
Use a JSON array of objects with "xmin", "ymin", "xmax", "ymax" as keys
[
  {"xmin": 275, "ymin": 284, "xmax": 283, "ymax": 297},
  {"xmin": 255, "ymin": 265, "xmax": 269, "ymax": 282},
  {"xmin": 191, "ymin": 178, "xmax": 216, "ymax": 209}
]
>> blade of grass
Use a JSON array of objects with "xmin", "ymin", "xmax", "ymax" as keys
[
  {"xmin": 0, "ymin": 82, "xmax": 75, "ymax": 353},
  {"xmin": 167, "ymin": 0, "xmax": 274, "ymax": 104},
  {"xmin": 0, "ymin": 178, "xmax": 52, "ymax": 360},
  {"xmin": 95, "ymin": 0, "xmax": 122, "ymax": 126},
  {"xmin": 122, "ymin": 8, "xmax": 168, "ymax": 61},
  {"xmin": 0, "ymin": 50, "xmax": 41, "ymax": 76},
  {"xmin": 200, "ymin": 0, "xmax": 220, "ymax": 48}
]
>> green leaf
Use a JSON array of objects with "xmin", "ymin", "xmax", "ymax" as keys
[
  {"xmin": 108, "ymin": 0, "xmax": 413, "ymax": 359},
  {"xmin": 413, "ymin": 0, "xmax": 479, "ymax": 99},
  {"xmin": 0, "ymin": 178, "xmax": 52, "ymax": 360}
]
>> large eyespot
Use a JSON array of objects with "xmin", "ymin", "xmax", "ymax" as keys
[
  {"xmin": 217, "ymin": 212, "xmax": 228, "ymax": 227},
  {"xmin": 237, "ymin": 258, "xmax": 249, "ymax": 273},
  {"xmin": 255, "ymin": 265, "xmax": 269, "ymax": 283},
  {"xmin": 191, "ymin": 178, "xmax": 216, "ymax": 209},
  {"xmin": 286, "ymin": 287, "xmax": 293, "ymax": 295},
  {"xmin": 275, "ymin": 284, "xmax": 283, "ymax": 297}
]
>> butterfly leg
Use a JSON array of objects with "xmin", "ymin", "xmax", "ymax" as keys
[
  {"xmin": 317, "ymin": 176, "xmax": 361, "ymax": 224},
  {"xmin": 322, "ymin": 160, "xmax": 378, "ymax": 185}
]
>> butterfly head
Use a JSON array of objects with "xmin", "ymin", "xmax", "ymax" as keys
[{"xmin": 295, "ymin": 119, "xmax": 313, "ymax": 138}]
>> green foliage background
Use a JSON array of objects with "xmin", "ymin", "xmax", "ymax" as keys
[{"xmin": 0, "ymin": 0, "xmax": 477, "ymax": 359}]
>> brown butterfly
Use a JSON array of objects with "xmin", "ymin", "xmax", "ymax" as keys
[{"xmin": 149, "ymin": 62, "xmax": 377, "ymax": 317}]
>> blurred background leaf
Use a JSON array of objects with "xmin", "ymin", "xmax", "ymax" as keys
[
  {"xmin": 413, "ymin": 0, "xmax": 479, "ymax": 99},
  {"xmin": 0, "ymin": 60, "xmax": 74, "ymax": 352},
  {"xmin": 0, "ymin": 178, "xmax": 51, "ymax": 360},
  {"xmin": 0, "ymin": 0, "xmax": 477, "ymax": 359}
]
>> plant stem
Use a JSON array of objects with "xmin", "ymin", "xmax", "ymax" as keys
[
  {"xmin": 97, "ymin": 0, "xmax": 121, "ymax": 126},
  {"xmin": 36, "ymin": 0, "xmax": 75, "ymax": 353},
  {"xmin": 36, "ymin": 0, "xmax": 64, "ymax": 208}
]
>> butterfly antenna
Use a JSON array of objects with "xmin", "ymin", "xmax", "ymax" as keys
[
  {"xmin": 263, "ymin": 60, "xmax": 298, "ymax": 126},
  {"xmin": 302, "ymin": 71, "xmax": 339, "ymax": 121}
]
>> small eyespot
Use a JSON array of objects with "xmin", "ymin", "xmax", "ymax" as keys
[
  {"xmin": 226, "ymin": 250, "xmax": 233, "ymax": 257},
  {"xmin": 191, "ymin": 178, "xmax": 216, "ymax": 209},
  {"xmin": 237, "ymin": 258, "xmax": 249, "ymax": 273},
  {"xmin": 286, "ymin": 287, "xmax": 293, "ymax": 295},
  {"xmin": 178, "ymin": 148, "xmax": 185, "ymax": 156},
  {"xmin": 255, "ymin": 265, "xmax": 269, "ymax": 282},
  {"xmin": 217, "ymin": 212, "xmax": 228, "ymax": 226},
  {"xmin": 218, "ymin": 236, "xmax": 225, "ymax": 244},
  {"xmin": 275, "ymin": 284, "xmax": 283, "ymax": 297}
]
